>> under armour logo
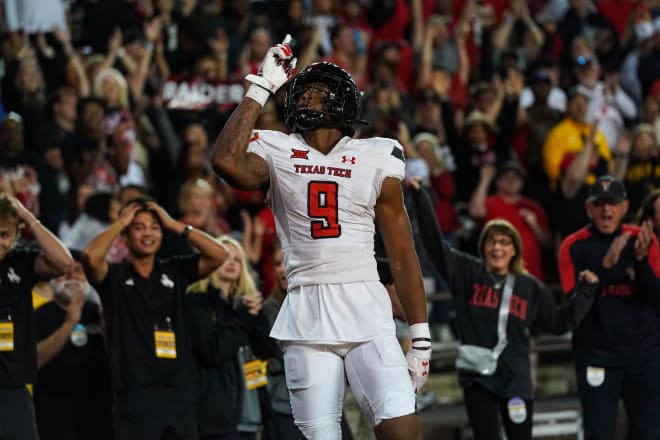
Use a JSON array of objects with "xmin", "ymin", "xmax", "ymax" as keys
[
  {"xmin": 160, "ymin": 274, "xmax": 174, "ymax": 288},
  {"xmin": 249, "ymin": 132, "xmax": 260, "ymax": 143},
  {"xmin": 600, "ymin": 180, "xmax": 611, "ymax": 191},
  {"xmin": 291, "ymin": 148, "xmax": 309, "ymax": 160},
  {"xmin": 7, "ymin": 267, "xmax": 20, "ymax": 284},
  {"xmin": 422, "ymin": 361, "xmax": 429, "ymax": 367},
  {"xmin": 342, "ymin": 156, "xmax": 356, "ymax": 164},
  {"xmin": 125, "ymin": 278, "xmax": 134, "ymax": 286}
]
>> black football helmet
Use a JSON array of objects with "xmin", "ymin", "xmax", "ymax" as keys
[{"xmin": 284, "ymin": 62, "xmax": 368, "ymax": 136}]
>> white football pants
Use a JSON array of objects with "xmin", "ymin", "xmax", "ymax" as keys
[{"xmin": 283, "ymin": 335, "xmax": 416, "ymax": 440}]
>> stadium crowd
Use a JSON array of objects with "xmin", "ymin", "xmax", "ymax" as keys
[{"xmin": 2, "ymin": 0, "xmax": 660, "ymax": 439}]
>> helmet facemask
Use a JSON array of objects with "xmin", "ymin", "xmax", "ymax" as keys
[
  {"xmin": 288, "ymin": 82, "xmax": 339, "ymax": 132},
  {"xmin": 284, "ymin": 62, "xmax": 365, "ymax": 136}
]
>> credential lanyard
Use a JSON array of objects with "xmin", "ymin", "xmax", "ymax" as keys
[{"xmin": 492, "ymin": 273, "xmax": 515, "ymax": 359}]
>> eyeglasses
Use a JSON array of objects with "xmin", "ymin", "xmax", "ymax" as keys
[{"xmin": 485, "ymin": 237, "xmax": 514, "ymax": 247}]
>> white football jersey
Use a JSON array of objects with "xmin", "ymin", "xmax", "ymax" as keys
[
  {"xmin": 247, "ymin": 130, "xmax": 405, "ymax": 342},
  {"xmin": 247, "ymin": 130, "xmax": 405, "ymax": 289}
]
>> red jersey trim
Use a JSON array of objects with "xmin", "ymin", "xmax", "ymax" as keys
[{"xmin": 559, "ymin": 227, "xmax": 592, "ymax": 294}]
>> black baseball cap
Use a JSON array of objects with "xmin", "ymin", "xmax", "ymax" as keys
[
  {"xmin": 497, "ymin": 160, "xmax": 527, "ymax": 180},
  {"xmin": 567, "ymin": 85, "xmax": 591, "ymax": 100},
  {"xmin": 587, "ymin": 175, "xmax": 627, "ymax": 203},
  {"xmin": 530, "ymin": 70, "xmax": 552, "ymax": 84}
]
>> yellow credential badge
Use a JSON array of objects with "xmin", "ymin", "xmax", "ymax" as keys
[
  {"xmin": 154, "ymin": 329, "xmax": 177, "ymax": 359},
  {"xmin": 0, "ymin": 322, "xmax": 14, "ymax": 351},
  {"xmin": 243, "ymin": 359, "xmax": 268, "ymax": 390}
]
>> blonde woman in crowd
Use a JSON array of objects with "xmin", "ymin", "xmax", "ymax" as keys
[{"xmin": 187, "ymin": 236, "xmax": 275, "ymax": 440}]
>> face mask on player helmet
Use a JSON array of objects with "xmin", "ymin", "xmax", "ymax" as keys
[{"xmin": 284, "ymin": 62, "xmax": 368, "ymax": 136}]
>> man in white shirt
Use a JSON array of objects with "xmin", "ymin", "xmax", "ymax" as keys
[{"xmin": 575, "ymin": 56, "xmax": 637, "ymax": 152}]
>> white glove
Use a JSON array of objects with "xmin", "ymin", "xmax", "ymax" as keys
[
  {"xmin": 406, "ymin": 323, "xmax": 432, "ymax": 392},
  {"xmin": 245, "ymin": 34, "xmax": 297, "ymax": 106}
]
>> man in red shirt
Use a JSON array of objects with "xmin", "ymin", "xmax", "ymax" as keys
[{"xmin": 469, "ymin": 160, "xmax": 551, "ymax": 280}]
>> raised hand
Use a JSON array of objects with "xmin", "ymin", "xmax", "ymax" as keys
[
  {"xmin": 241, "ymin": 292, "xmax": 263, "ymax": 316},
  {"xmin": 245, "ymin": 34, "xmax": 297, "ymax": 95},
  {"xmin": 510, "ymin": 0, "xmax": 531, "ymax": 20},
  {"xmin": 479, "ymin": 164, "xmax": 496, "ymax": 183},
  {"xmin": 8, "ymin": 195, "xmax": 31, "ymax": 221},
  {"xmin": 430, "ymin": 70, "xmax": 452, "ymax": 99},
  {"xmin": 144, "ymin": 17, "xmax": 163, "ymax": 43},
  {"xmin": 615, "ymin": 130, "xmax": 632, "ymax": 158},
  {"xmin": 505, "ymin": 68, "xmax": 525, "ymax": 97},
  {"xmin": 36, "ymin": 32, "xmax": 54, "ymax": 57},
  {"xmin": 253, "ymin": 217, "xmax": 266, "ymax": 237},
  {"xmin": 52, "ymin": 25, "xmax": 72, "ymax": 48},
  {"xmin": 181, "ymin": 0, "xmax": 197, "ymax": 16},
  {"xmin": 108, "ymin": 28, "xmax": 123, "ymax": 54},
  {"xmin": 146, "ymin": 201, "xmax": 177, "ymax": 230},
  {"xmin": 8, "ymin": 195, "xmax": 39, "ymax": 228},
  {"xmin": 209, "ymin": 28, "xmax": 229, "ymax": 56},
  {"xmin": 634, "ymin": 220, "xmax": 654, "ymax": 261},
  {"xmin": 64, "ymin": 286, "xmax": 86, "ymax": 325},
  {"xmin": 519, "ymin": 208, "xmax": 538, "ymax": 227},
  {"xmin": 404, "ymin": 177, "xmax": 424, "ymax": 190},
  {"xmin": 15, "ymin": 31, "xmax": 36, "ymax": 60},
  {"xmin": 578, "ymin": 269, "xmax": 599, "ymax": 285},
  {"xmin": 604, "ymin": 71, "xmax": 620, "ymax": 95},
  {"xmin": 118, "ymin": 203, "xmax": 141, "ymax": 229},
  {"xmin": 588, "ymin": 118, "xmax": 600, "ymax": 145},
  {"xmin": 396, "ymin": 121, "xmax": 412, "ymax": 150},
  {"xmin": 601, "ymin": 231, "xmax": 631, "ymax": 269}
]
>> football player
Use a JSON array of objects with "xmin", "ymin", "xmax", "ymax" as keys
[{"xmin": 212, "ymin": 36, "xmax": 431, "ymax": 440}]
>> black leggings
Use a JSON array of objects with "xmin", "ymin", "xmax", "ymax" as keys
[{"xmin": 463, "ymin": 383, "xmax": 533, "ymax": 440}]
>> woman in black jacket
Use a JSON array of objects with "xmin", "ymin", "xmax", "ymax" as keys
[
  {"xmin": 186, "ymin": 236, "xmax": 275, "ymax": 440},
  {"xmin": 410, "ymin": 184, "xmax": 598, "ymax": 440}
]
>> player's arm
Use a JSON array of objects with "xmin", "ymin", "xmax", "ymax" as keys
[
  {"xmin": 211, "ymin": 100, "xmax": 270, "ymax": 190},
  {"xmin": 376, "ymin": 177, "xmax": 431, "ymax": 392},
  {"xmin": 212, "ymin": 35, "xmax": 296, "ymax": 191},
  {"xmin": 375, "ymin": 178, "xmax": 427, "ymax": 325}
]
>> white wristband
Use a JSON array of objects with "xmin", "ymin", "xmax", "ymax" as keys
[
  {"xmin": 410, "ymin": 322, "xmax": 431, "ymax": 348},
  {"xmin": 245, "ymin": 84, "xmax": 270, "ymax": 107}
]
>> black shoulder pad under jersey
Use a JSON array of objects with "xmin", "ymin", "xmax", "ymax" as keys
[{"xmin": 391, "ymin": 146, "xmax": 405, "ymax": 163}]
